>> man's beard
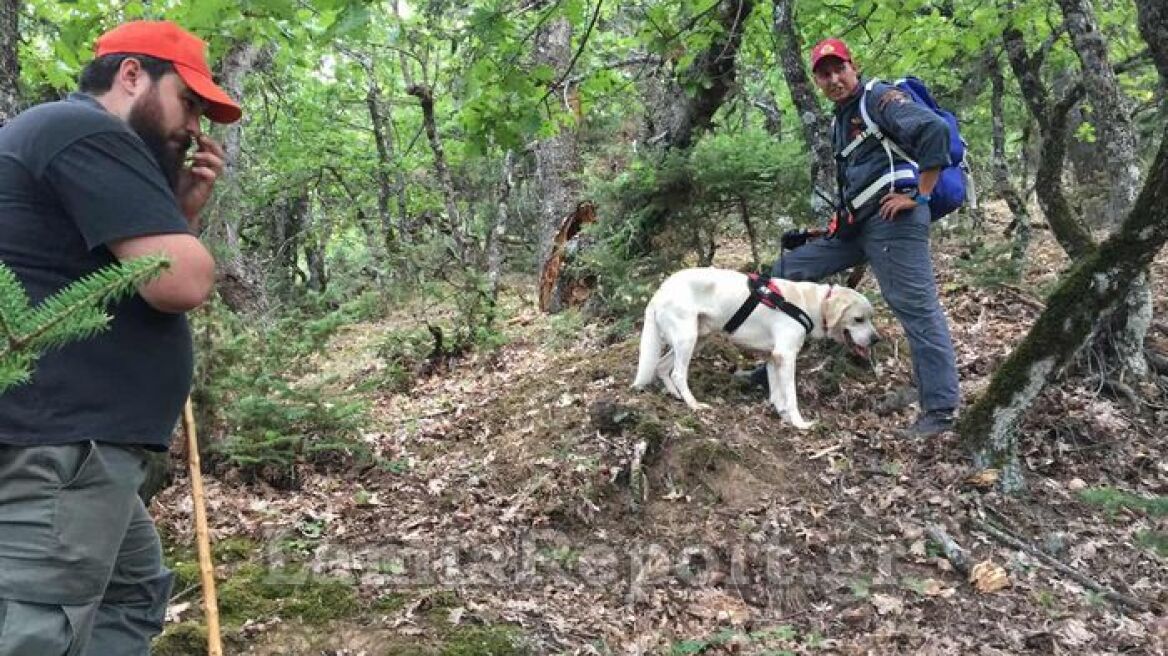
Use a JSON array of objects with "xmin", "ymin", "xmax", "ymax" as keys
[{"xmin": 127, "ymin": 88, "xmax": 189, "ymax": 191}]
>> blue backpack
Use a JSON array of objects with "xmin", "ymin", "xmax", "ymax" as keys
[{"xmin": 857, "ymin": 76, "xmax": 970, "ymax": 220}]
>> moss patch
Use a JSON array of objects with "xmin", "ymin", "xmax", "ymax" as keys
[
  {"xmin": 678, "ymin": 439, "xmax": 742, "ymax": 476},
  {"xmin": 152, "ymin": 621, "xmax": 207, "ymax": 656},
  {"xmin": 217, "ymin": 564, "xmax": 359, "ymax": 624},
  {"xmin": 1079, "ymin": 487, "xmax": 1168, "ymax": 517},
  {"xmin": 439, "ymin": 625, "xmax": 530, "ymax": 656},
  {"xmin": 1135, "ymin": 530, "xmax": 1168, "ymax": 557},
  {"xmin": 215, "ymin": 536, "xmax": 259, "ymax": 563}
]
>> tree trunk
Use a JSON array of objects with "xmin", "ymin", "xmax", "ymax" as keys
[
  {"xmin": 407, "ymin": 83, "xmax": 467, "ymax": 261},
  {"xmin": 352, "ymin": 50, "xmax": 402, "ymax": 254},
  {"xmin": 627, "ymin": 0, "xmax": 755, "ymax": 252},
  {"xmin": 179, "ymin": 41, "xmax": 267, "ymax": 468},
  {"xmin": 271, "ymin": 194, "xmax": 308, "ymax": 295},
  {"xmin": 960, "ymin": 2, "xmax": 1168, "ymax": 492},
  {"xmin": 1138, "ymin": 0, "xmax": 1168, "ymax": 81},
  {"xmin": 1058, "ymin": 0, "xmax": 1152, "ymax": 380},
  {"xmin": 739, "ymin": 196, "xmax": 761, "ymax": 269},
  {"xmin": 486, "ymin": 150, "xmax": 514, "ymax": 309},
  {"xmin": 987, "ymin": 50, "xmax": 1030, "ymax": 275},
  {"xmin": 208, "ymin": 41, "xmax": 271, "ymax": 316},
  {"xmin": 531, "ymin": 16, "xmax": 584, "ymax": 313},
  {"xmin": 959, "ymin": 133, "xmax": 1168, "ymax": 491},
  {"xmin": 652, "ymin": 0, "xmax": 754, "ymax": 151},
  {"xmin": 538, "ymin": 202, "xmax": 598, "ymax": 312},
  {"xmin": 0, "ymin": 0, "xmax": 20, "ymax": 123},
  {"xmin": 772, "ymin": 0, "xmax": 833, "ymax": 214},
  {"xmin": 752, "ymin": 93, "xmax": 782, "ymax": 136},
  {"xmin": 304, "ymin": 199, "xmax": 329, "ymax": 294},
  {"xmin": 1003, "ymin": 26, "xmax": 1095, "ymax": 260},
  {"xmin": 1057, "ymin": 0, "xmax": 1141, "ymax": 224}
]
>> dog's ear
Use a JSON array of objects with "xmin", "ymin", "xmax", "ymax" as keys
[{"xmin": 823, "ymin": 293, "xmax": 850, "ymax": 336}]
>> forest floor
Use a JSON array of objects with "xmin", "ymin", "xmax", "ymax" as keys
[{"xmin": 152, "ymin": 203, "xmax": 1168, "ymax": 655}]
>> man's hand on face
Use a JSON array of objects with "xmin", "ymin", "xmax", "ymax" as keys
[
  {"xmin": 175, "ymin": 133, "xmax": 226, "ymax": 224},
  {"xmin": 878, "ymin": 191, "xmax": 921, "ymax": 220}
]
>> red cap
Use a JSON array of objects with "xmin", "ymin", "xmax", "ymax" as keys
[
  {"xmin": 809, "ymin": 38, "xmax": 853, "ymax": 72},
  {"xmin": 95, "ymin": 21, "xmax": 241, "ymax": 124}
]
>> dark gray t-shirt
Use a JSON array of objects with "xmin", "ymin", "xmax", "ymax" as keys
[{"xmin": 0, "ymin": 93, "xmax": 194, "ymax": 448}]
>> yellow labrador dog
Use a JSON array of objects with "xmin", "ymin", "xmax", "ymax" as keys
[{"xmin": 632, "ymin": 267, "xmax": 880, "ymax": 429}]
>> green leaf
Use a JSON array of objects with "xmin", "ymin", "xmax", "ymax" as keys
[{"xmin": 328, "ymin": 4, "xmax": 372, "ymax": 39}]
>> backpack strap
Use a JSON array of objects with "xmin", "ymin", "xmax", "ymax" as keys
[
  {"xmin": 860, "ymin": 79, "xmax": 917, "ymax": 163},
  {"xmin": 834, "ymin": 80, "xmax": 921, "ymax": 211}
]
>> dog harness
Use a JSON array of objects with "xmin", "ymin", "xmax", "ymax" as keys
[{"xmin": 722, "ymin": 273, "xmax": 816, "ymax": 335}]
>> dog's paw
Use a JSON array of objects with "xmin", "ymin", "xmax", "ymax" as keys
[
  {"xmin": 788, "ymin": 416, "xmax": 816, "ymax": 431},
  {"xmin": 687, "ymin": 401, "xmax": 712, "ymax": 412}
]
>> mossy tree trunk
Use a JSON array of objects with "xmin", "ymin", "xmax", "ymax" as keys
[
  {"xmin": 958, "ymin": 123, "xmax": 1168, "ymax": 492},
  {"xmin": 1058, "ymin": 0, "xmax": 1142, "ymax": 225},
  {"xmin": 407, "ymin": 83, "xmax": 468, "ymax": 262},
  {"xmin": 962, "ymin": 0, "xmax": 1168, "ymax": 491},
  {"xmin": 352, "ymin": 48, "xmax": 403, "ymax": 255},
  {"xmin": 1057, "ymin": 0, "xmax": 1152, "ymax": 381},
  {"xmin": 1004, "ymin": 20, "xmax": 1155, "ymax": 385}
]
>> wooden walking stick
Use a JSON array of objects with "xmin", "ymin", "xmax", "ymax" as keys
[{"xmin": 183, "ymin": 398, "xmax": 223, "ymax": 656}]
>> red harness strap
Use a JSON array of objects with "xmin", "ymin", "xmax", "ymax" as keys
[{"xmin": 722, "ymin": 273, "xmax": 815, "ymax": 334}]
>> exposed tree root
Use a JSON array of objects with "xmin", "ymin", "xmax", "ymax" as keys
[{"xmin": 927, "ymin": 524, "xmax": 971, "ymax": 576}]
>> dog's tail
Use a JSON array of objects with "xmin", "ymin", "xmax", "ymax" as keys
[{"xmin": 632, "ymin": 303, "xmax": 662, "ymax": 389}]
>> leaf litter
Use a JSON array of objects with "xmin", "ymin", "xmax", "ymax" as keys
[{"xmin": 154, "ymin": 204, "xmax": 1168, "ymax": 654}]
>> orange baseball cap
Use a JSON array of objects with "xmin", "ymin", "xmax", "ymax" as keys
[
  {"xmin": 95, "ymin": 20, "xmax": 242, "ymax": 124},
  {"xmin": 809, "ymin": 38, "xmax": 853, "ymax": 72}
]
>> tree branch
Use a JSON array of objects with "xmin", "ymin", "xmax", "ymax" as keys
[
  {"xmin": 539, "ymin": 0, "xmax": 602, "ymax": 104},
  {"xmin": 970, "ymin": 518, "xmax": 1149, "ymax": 613}
]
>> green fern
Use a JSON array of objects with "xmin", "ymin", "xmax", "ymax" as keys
[{"xmin": 0, "ymin": 256, "xmax": 168, "ymax": 393}]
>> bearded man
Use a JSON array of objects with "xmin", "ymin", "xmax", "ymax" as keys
[{"xmin": 0, "ymin": 20, "xmax": 240, "ymax": 655}]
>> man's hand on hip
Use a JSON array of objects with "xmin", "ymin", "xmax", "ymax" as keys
[{"xmin": 878, "ymin": 191, "xmax": 921, "ymax": 220}]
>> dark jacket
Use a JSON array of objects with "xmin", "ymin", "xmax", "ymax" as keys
[{"xmin": 831, "ymin": 77, "xmax": 951, "ymax": 212}]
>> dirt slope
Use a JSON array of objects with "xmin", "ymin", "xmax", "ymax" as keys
[{"xmin": 154, "ymin": 207, "xmax": 1168, "ymax": 655}]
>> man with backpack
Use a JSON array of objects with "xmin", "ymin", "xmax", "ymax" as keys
[{"xmin": 745, "ymin": 37, "xmax": 960, "ymax": 437}]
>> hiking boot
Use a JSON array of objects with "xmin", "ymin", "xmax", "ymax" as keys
[
  {"xmin": 733, "ymin": 365, "xmax": 769, "ymax": 392},
  {"xmin": 902, "ymin": 409, "xmax": 955, "ymax": 437}
]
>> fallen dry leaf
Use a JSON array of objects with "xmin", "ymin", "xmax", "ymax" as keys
[
  {"xmin": 1057, "ymin": 618, "xmax": 1096, "ymax": 646},
  {"xmin": 919, "ymin": 578, "xmax": 955, "ymax": 597},
  {"xmin": 964, "ymin": 468, "xmax": 1000, "ymax": 488},
  {"xmin": 870, "ymin": 593, "xmax": 904, "ymax": 615},
  {"xmin": 969, "ymin": 560, "xmax": 1011, "ymax": 593},
  {"xmin": 686, "ymin": 589, "xmax": 752, "ymax": 626}
]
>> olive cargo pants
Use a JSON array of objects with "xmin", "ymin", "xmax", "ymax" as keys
[{"xmin": 0, "ymin": 441, "xmax": 174, "ymax": 655}]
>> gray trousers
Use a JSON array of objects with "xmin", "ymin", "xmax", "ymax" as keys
[
  {"xmin": 774, "ymin": 202, "xmax": 960, "ymax": 412},
  {"xmin": 0, "ymin": 441, "xmax": 174, "ymax": 656}
]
